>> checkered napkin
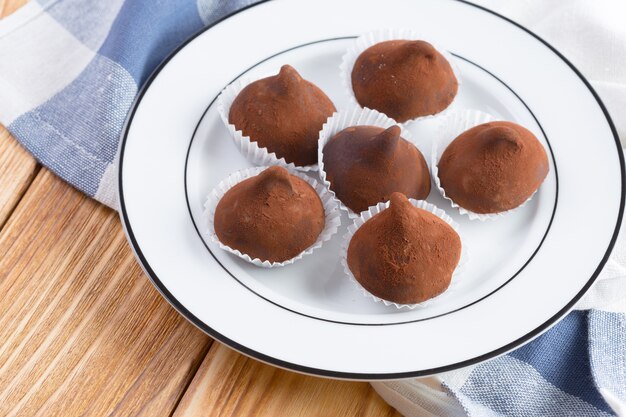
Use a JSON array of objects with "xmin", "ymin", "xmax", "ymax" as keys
[{"xmin": 0, "ymin": 1, "xmax": 624, "ymax": 416}]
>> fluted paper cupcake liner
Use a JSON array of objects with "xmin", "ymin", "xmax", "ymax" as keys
[
  {"xmin": 216, "ymin": 76, "xmax": 318, "ymax": 172},
  {"xmin": 339, "ymin": 28, "xmax": 462, "ymax": 126},
  {"xmin": 341, "ymin": 199, "xmax": 468, "ymax": 310},
  {"xmin": 204, "ymin": 166, "xmax": 341, "ymax": 267},
  {"xmin": 317, "ymin": 106, "xmax": 419, "ymax": 219},
  {"xmin": 431, "ymin": 109, "xmax": 540, "ymax": 221}
]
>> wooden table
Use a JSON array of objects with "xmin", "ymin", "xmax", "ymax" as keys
[{"xmin": 0, "ymin": 1, "xmax": 401, "ymax": 415}]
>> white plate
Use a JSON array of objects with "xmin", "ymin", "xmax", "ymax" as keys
[{"xmin": 118, "ymin": 0, "xmax": 624, "ymax": 379}]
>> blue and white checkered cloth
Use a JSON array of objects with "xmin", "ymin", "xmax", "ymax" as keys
[{"xmin": 0, "ymin": 1, "xmax": 624, "ymax": 416}]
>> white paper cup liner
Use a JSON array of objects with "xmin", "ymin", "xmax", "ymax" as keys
[
  {"xmin": 341, "ymin": 199, "xmax": 468, "ymax": 310},
  {"xmin": 204, "ymin": 166, "xmax": 341, "ymax": 267},
  {"xmin": 317, "ymin": 106, "xmax": 419, "ymax": 219},
  {"xmin": 216, "ymin": 76, "xmax": 318, "ymax": 172},
  {"xmin": 340, "ymin": 28, "xmax": 462, "ymax": 126},
  {"xmin": 431, "ymin": 109, "xmax": 540, "ymax": 221}
]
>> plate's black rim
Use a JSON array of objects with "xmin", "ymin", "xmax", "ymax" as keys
[
  {"xmin": 118, "ymin": 0, "xmax": 625, "ymax": 379},
  {"xmin": 182, "ymin": 41, "xmax": 560, "ymax": 326}
]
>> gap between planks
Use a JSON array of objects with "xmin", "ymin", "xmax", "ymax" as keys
[
  {"xmin": 0, "ymin": 126, "xmax": 40, "ymax": 232},
  {"xmin": 172, "ymin": 342, "xmax": 402, "ymax": 417}
]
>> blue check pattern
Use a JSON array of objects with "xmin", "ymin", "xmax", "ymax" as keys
[{"xmin": 0, "ymin": 1, "xmax": 624, "ymax": 416}]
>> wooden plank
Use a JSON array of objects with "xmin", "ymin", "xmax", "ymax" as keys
[
  {"xmin": 0, "ymin": 124, "xmax": 38, "ymax": 229},
  {"xmin": 0, "ymin": 169, "xmax": 211, "ymax": 417},
  {"xmin": 173, "ymin": 343, "xmax": 401, "ymax": 417}
]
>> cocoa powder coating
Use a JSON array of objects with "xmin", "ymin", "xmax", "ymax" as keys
[
  {"xmin": 351, "ymin": 40, "xmax": 458, "ymax": 122},
  {"xmin": 214, "ymin": 166, "xmax": 325, "ymax": 263},
  {"xmin": 347, "ymin": 192, "xmax": 461, "ymax": 304},
  {"xmin": 438, "ymin": 121, "xmax": 549, "ymax": 214},
  {"xmin": 322, "ymin": 125, "xmax": 430, "ymax": 213},
  {"xmin": 229, "ymin": 65, "xmax": 336, "ymax": 167}
]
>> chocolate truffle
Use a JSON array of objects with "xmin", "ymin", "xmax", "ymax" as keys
[
  {"xmin": 351, "ymin": 40, "xmax": 458, "ymax": 122},
  {"xmin": 322, "ymin": 125, "xmax": 430, "ymax": 213},
  {"xmin": 229, "ymin": 65, "xmax": 336, "ymax": 166},
  {"xmin": 347, "ymin": 192, "xmax": 461, "ymax": 304},
  {"xmin": 438, "ymin": 121, "xmax": 549, "ymax": 214},
  {"xmin": 214, "ymin": 166, "xmax": 325, "ymax": 263}
]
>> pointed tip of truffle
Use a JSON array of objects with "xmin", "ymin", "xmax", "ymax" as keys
[
  {"xmin": 378, "ymin": 125, "xmax": 401, "ymax": 143},
  {"xmin": 389, "ymin": 192, "xmax": 411, "ymax": 212},
  {"xmin": 403, "ymin": 40, "xmax": 436, "ymax": 58},
  {"xmin": 367, "ymin": 125, "xmax": 401, "ymax": 157},
  {"xmin": 386, "ymin": 192, "xmax": 416, "ymax": 231},
  {"xmin": 276, "ymin": 64, "xmax": 302, "ymax": 87},
  {"xmin": 254, "ymin": 166, "xmax": 295, "ymax": 194},
  {"xmin": 482, "ymin": 125, "xmax": 523, "ymax": 152},
  {"xmin": 279, "ymin": 64, "xmax": 298, "ymax": 75}
]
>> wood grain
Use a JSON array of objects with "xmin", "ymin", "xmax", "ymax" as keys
[
  {"xmin": 0, "ymin": 169, "xmax": 211, "ymax": 416},
  {"xmin": 173, "ymin": 343, "xmax": 401, "ymax": 417},
  {"xmin": 0, "ymin": 125, "xmax": 38, "ymax": 229}
]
